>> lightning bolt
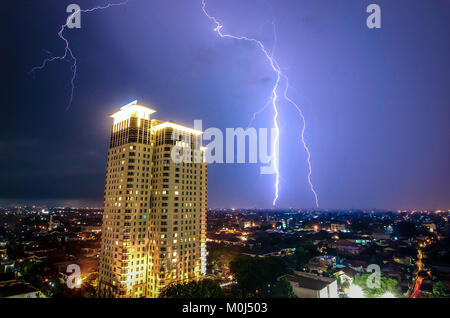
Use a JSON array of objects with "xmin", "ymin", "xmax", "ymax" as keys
[
  {"xmin": 201, "ymin": 0, "xmax": 319, "ymax": 208},
  {"xmin": 281, "ymin": 74, "xmax": 319, "ymax": 208},
  {"xmin": 247, "ymin": 21, "xmax": 276, "ymax": 129},
  {"xmin": 29, "ymin": 1, "xmax": 129, "ymax": 111}
]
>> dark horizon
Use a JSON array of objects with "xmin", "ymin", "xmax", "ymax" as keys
[
  {"xmin": 2, "ymin": 0, "xmax": 449, "ymax": 210},
  {"xmin": 0, "ymin": 197, "xmax": 447, "ymax": 212}
]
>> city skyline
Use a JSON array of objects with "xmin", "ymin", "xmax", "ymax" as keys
[
  {"xmin": 1, "ymin": 0, "xmax": 449, "ymax": 210},
  {"xmin": 0, "ymin": 199, "xmax": 448, "ymax": 213},
  {"xmin": 1, "ymin": 204, "xmax": 448, "ymax": 299}
]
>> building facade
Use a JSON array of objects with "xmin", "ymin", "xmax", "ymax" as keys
[
  {"xmin": 279, "ymin": 271, "xmax": 338, "ymax": 298},
  {"xmin": 98, "ymin": 101, "xmax": 207, "ymax": 298}
]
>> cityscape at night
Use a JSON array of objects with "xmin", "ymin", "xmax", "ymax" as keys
[
  {"xmin": 0, "ymin": 205, "xmax": 449, "ymax": 300},
  {"xmin": 1, "ymin": 0, "xmax": 449, "ymax": 312}
]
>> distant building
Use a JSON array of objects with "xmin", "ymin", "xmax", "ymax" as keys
[
  {"xmin": 279, "ymin": 271, "xmax": 338, "ymax": 298},
  {"xmin": 81, "ymin": 225, "xmax": 102, "ymax": 233},
  {"xmin": 381, "ymin": 262, "xmax": 404, "ymax": 282},
  {"xmin": 423, "ymin": 223, "xmax": 436, "ymax": 233},
  {"xmin": 372, "ymin": 232, "xmax": 391, "ymax": 241},
  {"xmin": 308, "ymin": 255, "xmax": 337, "ymax": 272},
  {"xmin": 347, "ymin": 260, "xmax": 369, "ymax": 272},
  {"xmin": 333, "ymin": 240, "xmax": 363, "ymax": 255},
  {"xmin": 25, "ymin": 248, "xmax": 66, "ymax": 263},
  {"xmin": 243, "ymin": 246, "xmax": 295, "ymax": 258},
  {"xmin": 331, "ymin": 223, "xmax": 346, "ymax": 233}
]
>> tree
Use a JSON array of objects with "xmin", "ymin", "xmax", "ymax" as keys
[
  {"xmin": 229, "ymin": 255, "xmax": 262, "ymax": 297},
  {"xmin": 393, "ymin": 222, "xmax": 427, "ymax": 239},
  {"xmin": 350, "ymin": 220, "xmax": 372, "ymax": 233},
  {"xmin": 19, "ymin": 259, "xmax": 45, "ymax": 288},
  {"xmin": 6, "ymin": 240, "xmax": 25, "ymax": 260},
  {"xmin": 229, "ymin": 255, "xmax": 288, "ymax": 298},
  {"xmin": 294, "ymin": 242, "xmax": 319, "ymax": 269},
  {"xmin": 432, "ymin": 281, "xmax": 449, "ymax": 298},
  {"xmin": 160, "ymin": 279, "xmax": 225, "ymax": 298},
  {"xmin": 337, "ymin": 276, "xmax": 350, "ymax": 290},
  {"xmin": 353, "ymin": 273, "xmax": 400, "ymax": 298},
  {"xmin": 265, "ymin": 278, "xmax": 296, "ymax": 298},
  {"xmin": 207, "ymin": 250, "xmax": 225, "ymax": 274}
]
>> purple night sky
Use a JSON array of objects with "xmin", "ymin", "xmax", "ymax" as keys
[{"xmin": 1, "ymin": 0, "xmax": 449, "ymax": 209}]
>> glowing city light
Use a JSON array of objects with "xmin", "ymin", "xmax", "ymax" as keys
[{"xmin": 110, "ymin": 101, "xmax": 157, "ymax": 125}]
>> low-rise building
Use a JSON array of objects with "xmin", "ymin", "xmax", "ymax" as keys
[
  {"xmin": 308, "ymin": 255, "xmax": 337, "ymax": 272},
  {"xmin": 333, "ymin": 240, "xmax": 363, "ymax": 255},
  {"xmin": 0, "ymin": 279, "xmax": 46, "ymax": 298},
  {"xmin": 334, "ymin": 267, "xmax": 358, "ymax": 286},
  {"xmin": 0, "ymin": 260, "xmax": 15, "ymax": 274},
  {"xmin": 372, "ymin": 232, "xmax": 391, "ymax": 241},
  {"xmin": 331, "ymin": 223, "xmax": 347, "ymax": 233},
  {"xmin": 279, "ymin": 271, "xmax": 338, "ymax": 298}
]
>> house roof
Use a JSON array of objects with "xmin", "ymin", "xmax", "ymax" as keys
[
  {"xmin": 342, "ymin": 267, "xmax": 358, "ymax": 278},
  {"xmin": 282, "ymin": 273, "xmax": 335, "ymax": 291},
  {"xmin": 0, "ymin": 280, "xmax": 40, "ymax": 298}
]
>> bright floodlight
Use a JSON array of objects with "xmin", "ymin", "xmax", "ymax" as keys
[{"xmin": 347, "ymin": 285, "xmax": 365, "ymax": 298}]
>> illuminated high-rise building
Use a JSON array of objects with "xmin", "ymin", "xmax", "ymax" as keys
[{"xmin": 98, "ymin": 101, "xmax": 207, "ymax": 298}]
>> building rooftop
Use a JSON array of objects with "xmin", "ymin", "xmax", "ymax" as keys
[
  {"xmin": 282, "ymin": 272, "xmax": 336, "ymax": 291},
  {"xmin": 342, "ymin": 266, "xmax": 359, "ymax": 278},
  {"xmin": 110, "ymin": 100, "xmax": 157, "ymax": 124},
  {"xmin": 152, "ymin": 120, "xmax": 203, "ymax": 135},
  {"xmin": 0, "ymin": 280, "xmax": 41, "ymax": 298}
]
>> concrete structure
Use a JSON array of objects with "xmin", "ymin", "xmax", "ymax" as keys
[
  {"xmin": 98, "ymin": 101, "xmax": 207, "ymax": 298},
  {"xmin": 279, "ymin": 271, "xmax": 338, "ymax": 298}
]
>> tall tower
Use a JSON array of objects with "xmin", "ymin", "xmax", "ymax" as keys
[{"xmin": 98, "ymin": 101, "xmax": 207, "ymax": 298}]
